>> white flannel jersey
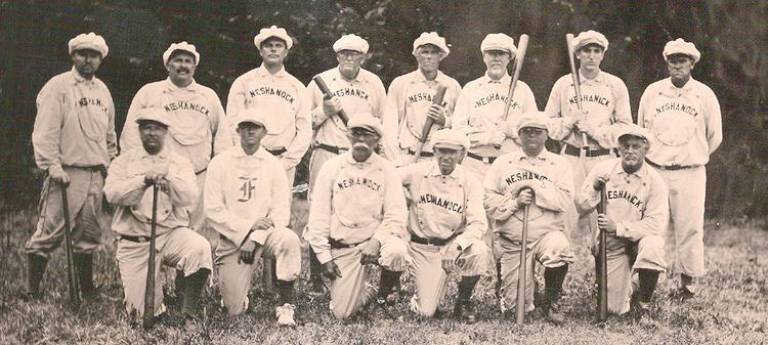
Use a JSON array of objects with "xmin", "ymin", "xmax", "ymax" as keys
[
  {"xmin": 306, "ymin": 152, "xmax": 407, "ymax": 264},
  {"xmin": 453, "ymin": 74, "xmax": 538, "ymax": 156},
  {"xmin": 399, "ymin": 161, "xmax": 487, "ymax": 249},
  {"xmin": 381, "ymin": 70, "xmax": 461, "ymax": 162},
  {"xmin": 544, "ymin": 71, "xmax": 632, "ymax": 149},
  {"xmin": 32, "ymin": 68, "xmax": 117, "ymax": 174},
  {"xmin": 637, "ymin": 77, "xmax": 723, "ymax": 166},
  {"xmin": 226, "ymin": 64, "xmax": 311, "ymax": 169},
  {"xmin": 120, "ymin": 79, "xmax": 231, "ymax": 174},
  {"xmin": 575, "ymin": 158, "xmax": 669, "ymax": 241},
  {"xmin": 204, "ymin": 145, "xmax": 291, "ymax": 250},
  {"xmin": 307, "ymin": 67, "xmax": 387, "ymax": 149},
  {"xmin": 104, "ymin": 147, "xmax": 198, "ymax": 237},
  {"xmin": 484, "ymin": 149, "xmax": 574, "ymax": 241}
]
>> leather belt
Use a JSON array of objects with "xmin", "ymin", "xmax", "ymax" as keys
[
  {"xmin": 266, "ymin": 147, "xmax": 287, "ymax": 156},
  {"xmin": 407, "ymin": 148, "xmax": 434, "ymax": 158},
  {"xmin": 466, "ymin": 152, "xmax": 497, "ymax": 164},
  {"xmin": 410, "ymin": 233, "xmax": 458, "ymax": 247},
  {"xmin": 563, "ymin": 143, "xmax": 611, "ymax": 157},
  {"xmin": 329, "ymin": 238, "xmax": 363, "ymax": 249},
  {"xmin": 315, "ymin": 143, "xmax": 348, "ymax": 155},
  {"xmin": 119, "ymin": 235, "xmax": 152, "ymax": 243},
  {"xmin": 645, "ymin": 159, "xmax": 697, "ymax": 171}
]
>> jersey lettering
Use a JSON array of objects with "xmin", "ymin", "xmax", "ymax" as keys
[
  {"xmin": 237, "ymin": 176, "xmax": 258, "ymax": 202},
  {"xmin": 247, "ymin": 86, "xmax": 295, "ymax": 104},
  {"xmin": 504, "ymin": 171, "xmax": 551, "ymax": 185},
  {"xmin": 607, "ymin": 189, "xmax": 643, "ymax": 210},
  {"xmin": 654, "ymin": 101, "xmax": 699, "ymax": 117},
  {"xmin": 163, "ymin": 101, "xmax": 211, "ymax": 117},
  {"xmin": 418, "ymin": 193, "xmax": 464, "ymax": 214}
]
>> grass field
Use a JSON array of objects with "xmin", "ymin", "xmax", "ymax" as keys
[{"xmin": 1, "ymin": 199, "xmax": 767, "ymax": 345}]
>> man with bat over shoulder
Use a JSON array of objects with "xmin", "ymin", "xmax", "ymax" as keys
[
  {"xmin": 484, "ymin": 112, "xmax": 575, "ymax": 324},
  {"xmin": 104, "ymin": 109, "xmax": 212, "ymax": 331},
  {"xmin": 576, "ymin": 124, "xmax": 668, "ymax": 323}
]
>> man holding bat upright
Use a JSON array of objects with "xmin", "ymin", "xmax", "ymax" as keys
[
  {"xmin": 453, "ymin": 33, "xmax": 537, "ymax": 179},
  {"xmin": 205, "ymin": 110, "xmax": 301, "ymax": 326},
  {"xmin": 305, "ymin": 34, "xmax": 388, "ymax": 293},
  {"xmin": 398, "ymin": 129, "xmax": 492, "ymax": 323},
  {"xmin": 545, "ymin": 30, "xmax": 632, "ymax": 241},
  {"xmin": 576, "ymin": 125, "xmax": 668, "ymax": 321},
  {"xmin": 484, "ymin": 112, "xmax": 574, "ymax": 324},
  {"xmin": 382, "ymin": 32, "xmax": 461, "ymax": 165},
  {"xmin": 305, "ymin": 114, "xmax": 410, "ymax": 320},
  {"xmin": 104, "ymin": 109, "xmax": 212, "ymax": 328},
  {"xmin": 26, "ymin": 33, "xmax": 116, "ymax": 301}
]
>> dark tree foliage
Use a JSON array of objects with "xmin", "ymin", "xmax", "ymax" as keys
[{"xmin": 1, "ymin": 0, "xmax": 766, "ymax": 220}]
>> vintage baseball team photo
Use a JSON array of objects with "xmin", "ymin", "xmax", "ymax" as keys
[{"xmin": 1, "ymin": 1, "xmax": 766, "ymax": 344}]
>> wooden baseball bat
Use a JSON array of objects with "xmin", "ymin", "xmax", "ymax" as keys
[
  {"xmin": 516, "ymin": 201, "xmax": 531, "ymax": 325},
  {"xmin": 502, "ymin": 34, "xmax": 530, "ymax": 123},
  {"xmin": 565, "ymin": 34, "xmax": 589, "ymax": 155},
  {"xmin": 60, "ymin": 184, "xmax": 81, "ymax": 309},
  {"xmin": 597, "ymin": 186, "xmax": 608, "ymax": 322},
  {"xmin": 142, "ymin": 184, "xmax": 159, "ymax": 330},
  {"xmin": 409, "ymin": 85, "xmax": 448, "ymax": 164},
  {"xmin": 313, "ymin": 75, "xmax": 349, "ymax": 126}
]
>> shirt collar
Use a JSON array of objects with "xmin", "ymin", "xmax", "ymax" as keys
[
  {"xmin": 139, "ymin": 146, "xmax": 169, "ymax": 160},
  {"xmin": 579, "ymin": 70, "xmax": 605, "ymax": 84},
  {"xmin": 332, "ymin": 67, "xmax": 366, "ymax": 84},
  {"xmin": 257, "ymin": 63, "xmax": 287, "ymax": 78},
  {"xmin": 343, "ymin": 151, "xmax": 377, "ymax": 166},
  {"xmin": 515, "ymin": 150, "xmax": 549, "ymax": 162},
  {"xmin": 70, "ymin": 67, "xmax": 95, "ymax": 85},
  {"xmin": 233, "ymin": 145, "xmax": 270, "ymax": 159},
  {"xmin": 663, "ymin": 77, "xmax": 695, "ymax": 92},
  {"xmin": 483, "ymin": 73, "xmax": 510, "ymax": 84},
  {"xmin": 425, "ymin": 160, "xmax": 459, "ymax": 178},
  {"xmin": 413, "ymin": 69, "xmax": 446, "ymax": 83},
  {"xmin": 611, "ymin": 159, "xmax": 649, "ymax": 179},
  {"xmin": 163, "ymin": 78, "xmax": 199, "ymax": 92}
]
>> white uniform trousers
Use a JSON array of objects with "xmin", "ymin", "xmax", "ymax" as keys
[
  {"xmin": 659, "ymin": 166, "xmax": 706, "ymax": 278},
  {"xmin": 604, "ymin": 234, "xmax": 666, "ymax": 314}
]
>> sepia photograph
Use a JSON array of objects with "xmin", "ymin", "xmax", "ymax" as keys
[{"xmin": 0, "ymin": 1, "xmax": 766, "ymax": 344}]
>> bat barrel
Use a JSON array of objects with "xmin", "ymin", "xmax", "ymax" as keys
[
  {"xmin": 597, "ymin": 188, "xmax": 608, "ymax": 321},
  {"xmin": 142, "ymin": 184, "xmax": 159, "ymax": 330},
  {"xmin": 60, "ymin": 185, "xmax": 80, "ymax": 308},
  {"xmin": 516, "ymin": 205, "xmax": 530, "ymax": 325}
]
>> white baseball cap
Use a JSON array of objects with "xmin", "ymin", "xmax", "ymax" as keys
[
  {"xmin": 253, "ymin": 25, "xmax": 293, "ymax": 49},
  {"xmin": 348, "ymin": 113, "xmax": 383, "ymax": 137},
  {"xmin": 163, "ymin": 41, "xmax": 200, "ymax": 65},
  {"xmin": 333, "ymin": 34, "xmax": 369, "ymax": 54},
  {"xmin": 481, "ymin": 33, "xmax": 517, "ymax": 55},
  {"xmin": 516, "ymin": 111, "xmax": 550, "ymax": 132},
  {"xmin": 237, "ymin": 110, "xmax": 270, "ymax": 132},
  {"xmin": 135, "ymin": 108, "xmax": 170, "ymax": 128},
  {"xmin": 68, "ymin": 32, "xmax": 109, "ymax": 58},
  {"xmin": 616, "ymin": 124, "xmax": 650, "ymax": 147},
  {"xmin": 663, "ymin": 38, "xmax": 700, "ymax": 63},
  {"xmin": 412, "ymin": 32, "xmax": 450, "ymax": 57},
  {"xmin": 573, "ymin": 30, "xmax": 609, "ymax": 51},
  {"xmin": 432, "ymin": 129, "xmax": 470, "ymax": 150}
]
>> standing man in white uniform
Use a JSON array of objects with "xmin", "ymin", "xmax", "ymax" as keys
[
  {"xmin": 306, "ymin": 114, "xmax": 410, "ymax": 320},
  {"xmin": 305, "ymin": 34, "xmax": 387, "ymax": 293},
  {"xmin": 227, "ymin": 25, "xmax": 311, "ymax": 188},
  {"xmin": 638, "ymin": 38, "xmax": 722, "ymax": 299},
  {"xmin": 544, "ymin": 30, "xmax": 632, "ymax": 241},
  {"xmin": 399, "ymin": 129, "xmax": 492, "ymax": 322},
  {"xmin": 453, "ymin": 33, "xmax": 538, "ymax": 179},
  {"xmin": 121, "ymin": 42, "xmax": 230, "ymax": 233},
  {"xmin": 382, "ymin": 32, "xmax": 461, "ymax": 165},
  {"xmin": 26, "ymin": 33, "xmax": 116, "ymax": 300},
  {"xmin": 205, "ymin": 110, "xmax": 301, "ymax": 326}
]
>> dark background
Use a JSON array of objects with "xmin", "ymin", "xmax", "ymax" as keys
[{"xmin": 1, "ymin": 0, "xmax": 766, "ymax": 220}]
